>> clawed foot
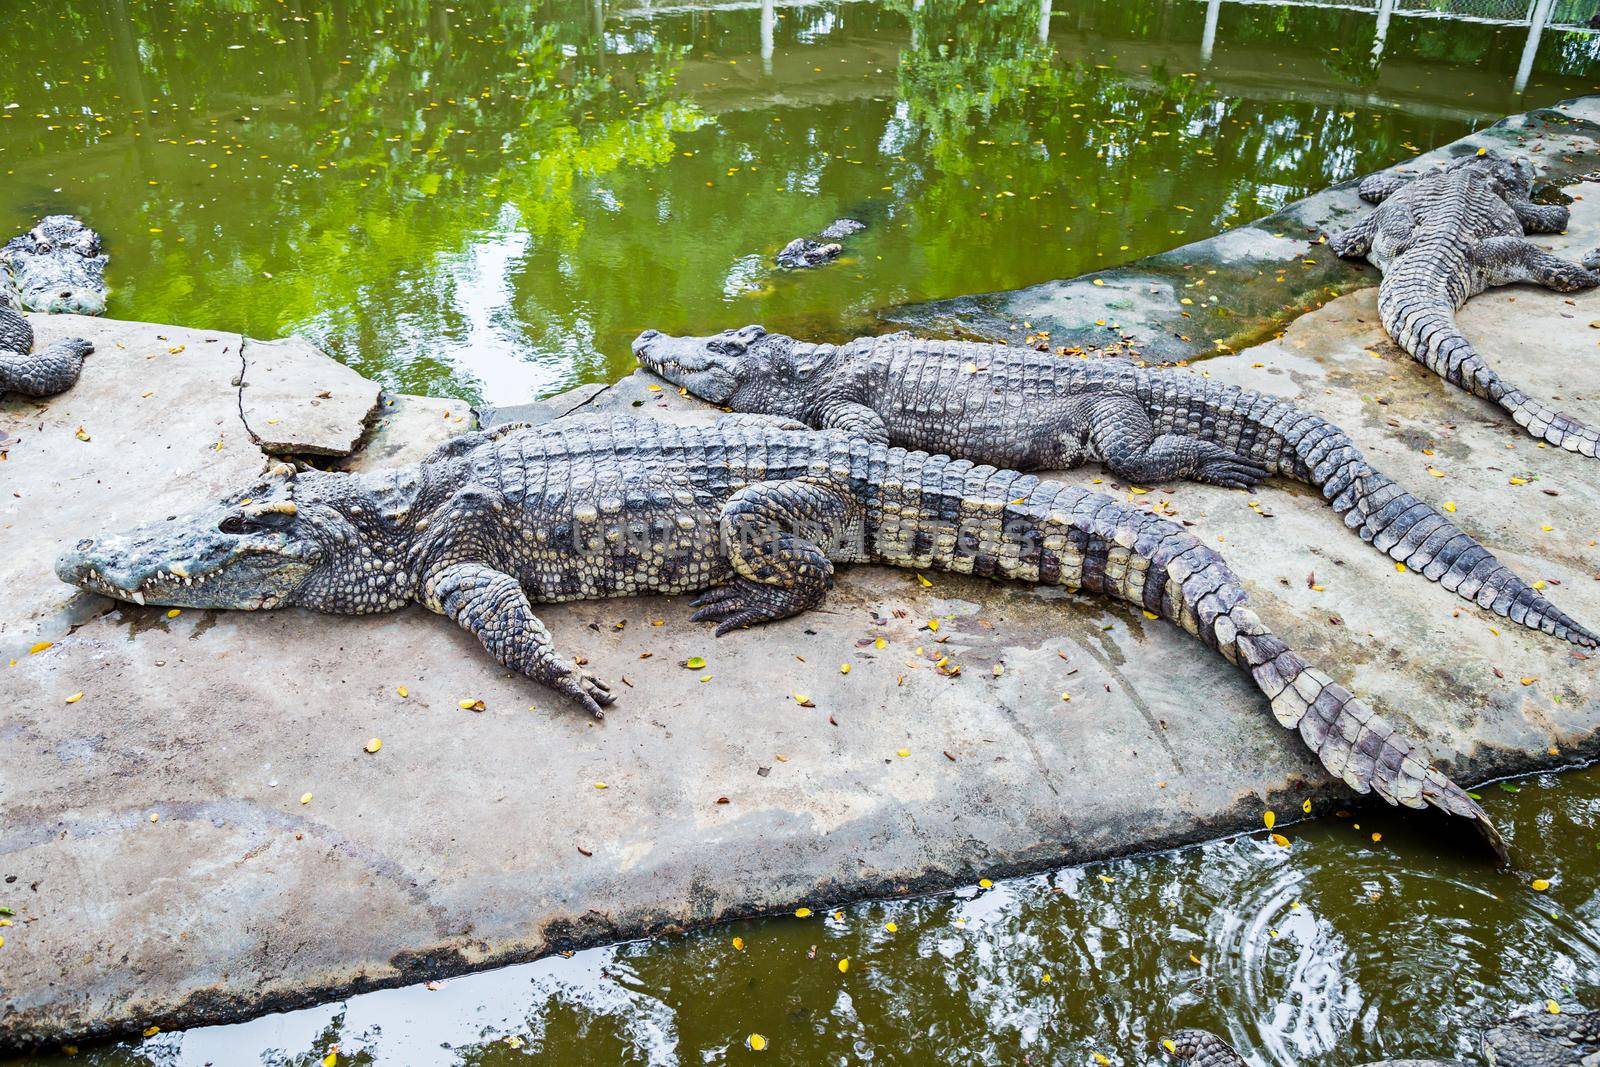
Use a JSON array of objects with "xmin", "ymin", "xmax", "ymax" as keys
[
  {"xmin": 553, "ymin": 668, "xmax": 615, "ymax": 719},
  {"xmin": 1194, "ymin": 454, "xmax": 1270, "ymax": 490},
  {"xmin": 691, "ymin": 578, "xmax": 808, "ymax": 636},
  {"xmin": 1543, "ymin": 263, "xmax": 1600, "ymax": 292},
  {"xmin": 1328, "ymin": 229, "xmax": 1368, "ymax": 259}
]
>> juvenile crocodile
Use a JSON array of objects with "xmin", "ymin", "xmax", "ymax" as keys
[
  {"xmin": 776, "ymin": 218, "xmax": 865, "ymax": 269},
  {"xmin": 633, "ymin": 325, "xmax": 1596, "ymax": 648},
  {"xmin": 2, "ymin": 215, "xmax": 108, "ymax": 315},
  {"xmin": 55, "ymin": 416, "xmax": 1504, "ymax": 854},
  {"xmin": 1329, "ymin": 150, "xmax": 1600, "ymax": 455},
  {"xmin": 1162, "ymin": 1007, "xmax": 1600, "ymax": 1067}
]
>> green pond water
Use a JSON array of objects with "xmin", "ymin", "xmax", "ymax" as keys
[{"xmin": 7, "ymin": 0, "xmax": 1600, "ymax": 1063}]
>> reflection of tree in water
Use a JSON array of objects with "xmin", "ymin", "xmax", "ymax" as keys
[{"xmin": 0, "ymin": 0, "xmax": 707, "ymax": 398}]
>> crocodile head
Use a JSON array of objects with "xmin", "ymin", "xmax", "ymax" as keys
[
  {"xmin": 633, "ymin": 325, "xmax": 829, "ymax": 417},
  {"xmin": 1447, "ymin": 148, "xmax": 1537, "ymax": 200},
  {"xmin": 3, "ymin": 215, "xmax": 108, "ymax": 315},
  {"xmin": 55, "ymin": 464, "xmax": 421, "ymax": 614}
]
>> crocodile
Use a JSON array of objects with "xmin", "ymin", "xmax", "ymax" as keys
[
  {"xmin": 2, "ymin": 215, "xmax": 108, "ymax": 315},
  {"xmin": 1328, "ymin": 150, "xmax": 1600, "ymax": 455},
  {"xmin": 632, "ymin": 325, "xmax": 1597, "ymax": 649},
  {"xmin": 775, "ymin": 218, "xmax": 865, "ymax": 269},
  {"xmin": 0, "ymin": 302, "xmax": 92, "ymax": 398},
  {"xmin": 0, "ymin": 216, "xmax": 105, "ymax": 398},
  {"xmin": 1162, "ymin": 1008, "xmax": 1600, "ymax": 1067},
  {"xmin": 54, "ymin": 415, "xmax": 1504, "ymax": 855}
]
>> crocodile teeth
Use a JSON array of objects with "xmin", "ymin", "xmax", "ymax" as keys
[{"xmin": 130, "ymin": 589, "xmax": 145, "ymax": 605}]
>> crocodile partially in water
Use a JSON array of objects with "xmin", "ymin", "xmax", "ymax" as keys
[
  {"xmin": 633, "ymin": 325, "xmax": 1596, "ymax": 649},
  {"xmin": 0, "ymin": 216, "xmax": 105, "ymax": 398},
  {"xmin": 55, "ymin": 416, "xmax": 1504, "ymax": 854},
  {"xmin": 1329, "ymin": 150, "xmax": 1600, "ymax": 456},
  {"xmin": 1162, "ymin": 1006, "xmax": 1600, "ymax": 1067}
]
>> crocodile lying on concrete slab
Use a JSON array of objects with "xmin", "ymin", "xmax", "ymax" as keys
[
  {"xmin": 1329, "ymin": 150, "xmax": 1600, "ymax": 456},
  {"xmin": 633, "ymin": 325, "xmax": 1597, "ymax": 649},
  {"xmin": 1162, "ymin": 1007, "xmax": 1600, "ymax": 1067},
  {"xmin": 0, "ymin": 217, "xmax": 106, "ymax": 398},
  {"xmin": 776, "ymin": 217, "xmax": 865, "ymax": 269},
  {"xmin": 54, "ymin": 415, "xmax": 1504, "ymax": 854}
]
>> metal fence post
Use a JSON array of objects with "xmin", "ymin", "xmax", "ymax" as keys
[
  {"xmin": 1201, "ymin": 0, "xmax": 1221, "ymax": 64},
  {"xmin": 1515, "ymin": 0, "xmax": 1557, "ymax": 96}
]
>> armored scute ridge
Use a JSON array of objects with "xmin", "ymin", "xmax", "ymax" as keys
[
  {"xmin": 57, "ymin": 417, "xmax": 1504, "ymax": 856},
  {"xmin": 1330, "ymin": 150, "xmax": 1600, "ymax": 455},
  {"xmin": 633, "ymin": 325, "xmax": 1597, "ymax": 649}
]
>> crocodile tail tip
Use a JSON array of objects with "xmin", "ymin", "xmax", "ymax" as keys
[{"xmin": 1427, "ymin": 770, "xmax": 1509, "ymax": 864}]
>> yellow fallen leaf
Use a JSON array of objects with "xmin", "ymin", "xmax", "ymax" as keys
[
  {"xmin": 1271, "ymin": 833, "xmax": 1290, "ymax": 848},
  {"xmin": 1142, "ymin": 610, "xmax": 1159, "ymax": 620},
  {"xmin": 1521, "ymin": 677, "xmax": 1536, "ymax": 686},
  {"xmin": 364, "ymin": 738, "xmax": 382, "ymax": 754},
  {"xmin": 397, "ymin": 685, "xmax": 409, "ymax": 698},
  {"xmin": 1302, "ymin": 799, "xmax": 1312, "ymax": 814},
  {"xmin": 323, "ymin": 1053, "xmax": 337, "ymax": 1067},
  {"xmin": 1443, "ymin": 501, "xmax": 1456, "ymax": 513},
  {"xmin": 916, "ymin": 573, "xmax": 932, "ymax": 588},
  {"xmin": 28, "ymin": 641, "xmax": 52, "ymax": 655},
  {"xmin": 64, "ymin": 692, "xmax": 83, "ymax": 704},
  {"xmin": 1099, "ymin": 874, "xmax": 1115, "ymax": 884},
  {"xmin": 1510, "ymin": 476, "xmax": 1529, "ymax": 485},
  {"xmin": 143, "ymin": 1025, "xmax": 159, "ymax": 1038},
  {"xmin": 1395, "ymin": 562, "xmax": 1407, "ymax": 573},
  {"xmin": 874, "ymin": 638, "xmax": 887, "ymax": 649},
  {"xmin": 1164, "ymin": 1040, "xmax": 1178, "ymax": 1053},
  {"xmin": 299, "ymin": 792, "xmax": 312, "ymax": 805},
  {"xmin": 978, "ymin": 878, "xmax": 993, "ymax": 888},
  {"xmin": 1532, "ymin": 878, "xmax": 1551, "ymax": 891},
  {"xmin": 594, "ymin": 782, "xmax": 607, "ymax": 789},
  {"xmin": 685, "ymin": 656, "xmax": 707, "ymax": 670},
  {"xmin": 1263, "ymin": 810, "xmax": 1276, "ymax": 829},
  {"xmin": 839, "ymin": 663, "xmax": 851, "ymax": 674},
  {"xmin": 927, "ymin": 619, "xmax": 940, "ymax": 632},
  {"xmin": 1092, "ymin": 278, "xmax": 1106, "ymax": 287},
  {"xmin": 733, "ymin": 936, "xmax": 745, "ymax": 950},
  {"xmin": 896, "ymin": 748, "xmax": 910, "ymax": 758},
  {"xmin": 1548, "ymin": 1000, "xmax": 1562, "ymax": 1014},
  {"xmin": 794, "ymin": 694, "xmax": 815, "ymax": 707},
  {"xmin": 838, "ymin": 958, "xmax": 849, "ymax": 973},
  {"xmin": 885, "ymin": 921, "xmax": 897, "ymax": 933},
  {"xmin": 795, "ymin": 907, "xmax": 812, "ymax": 918},
  {"xmin": 1188, "ymin": 952, "xmax": 1201, "ymax": 965},
  {"xmin": 748, "ymin": 1033, "xmax": 769, "ymax": 1051},
  {"xmin": 1094, "ymin": 1054, "xmax": 1111, "ymax": 1065},
  {"xmin": 1370, "ymin": 832, "xmax": 1382, "ymax": 843},
  {"xmin": 458, "ymin": 698, "xmax": 485, "ymax": 711}
]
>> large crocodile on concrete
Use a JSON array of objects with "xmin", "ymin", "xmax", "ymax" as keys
[
  {"xmin": 54, "ymin": 416, "xmax": 1505, "ymax": 854},
  {"xmin": 1329, "ymin": 150, "xmax": 1600, "ymax": 455},
  {"xmin": 1161, "ymin": 1007, "xmax": 1600, "ymax": 1067},
  {"xmin": 632, "ymin": 325, "xmax": 1597, "ymax": 649},
  {"xmin": 0, "ymin": 216, "xmax": 106, "ymax": 398}
]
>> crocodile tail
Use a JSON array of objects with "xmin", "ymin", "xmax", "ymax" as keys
[
  {"xmin": 1380, "ymin": 290, "xmax": 1600, "ymax": 457},
  {"xmin": 1104, "ymin": 502, "xmax": 1505, "ymax": 858},
  {"xmin": 1145, "ymin": 374, "xmax": 1599, "ymax": 649}
]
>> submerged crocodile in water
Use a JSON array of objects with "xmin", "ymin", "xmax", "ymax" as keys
[
  {"xmin": 0, "ymin": 217, "xmax": 106, "ymax": 398},
  {"xmin": 56, "ymin": 416, "xmax": 1504, "ymax": 855},
  {"xmin": 633, "ymin": 325, "xmax": 1596, "ymax": 649},
  {"xmin": 1162, "ymin": 1007, "xmax": 1600, "ymax": 1067},
  {"xmin": 776, "ymin": 218, "xmax": 865, "ymax": 269},
  {"xmin": 1329, "ymin": 150, "xmax": 1600, "ymax": 455}
]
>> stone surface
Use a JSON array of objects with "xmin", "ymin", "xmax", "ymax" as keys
[
  {"xmin": 239, "ymin": 335, "xmax": 382, "ymax": 456},
  {"xmin": 888, "ymin": 97, "xmax": 1600, "ymax": 362},
  {"xmin": 8, "ymin": 130, "xmax": 1600, "ymax": 1048},
  {"xmin": 339, "ymin": 392, "xmax": 474, "ymax": 474}
]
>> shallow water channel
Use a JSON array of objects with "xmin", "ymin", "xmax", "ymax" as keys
[{"xmin": 5, "ymin": 0, "xmax": 1600, "ymax": 1062}]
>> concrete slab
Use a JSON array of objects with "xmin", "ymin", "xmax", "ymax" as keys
[
  {"xmin": 7, "ymin": 128, "xmax": 1600, "ymax": 1049},
  {"xmin": 339, "ymin": 392, "xmax": 474, "ymax": 474},
  {"xmin": 239, "ymin": 336, "xmax": 381, "ymax": 456},
  {"xmin": 887, "ymin": 96, "xmax": 1600, "ymax": 362}
]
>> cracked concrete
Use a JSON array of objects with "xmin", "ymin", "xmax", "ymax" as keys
[{"xmin": 7, "ymin": 113, "xmax": 1600, "ymax": 1048}]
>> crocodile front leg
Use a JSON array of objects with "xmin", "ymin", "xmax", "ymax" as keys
[
  {"xmin": 423, "ymin": 561, "xmax": 615, "ymax": 717},
  {"xmin": 1329, "ymin": 212, "xmax": 1377, "ymax": 260},
  {"xmin": 1509, "ymin": 198, "xmax": 1570, "ymax": 234},
  {"xmin": 1357, "ymin": 169, "xmax": 1414, "ymax": 203},
  {"xmin": 0, "ymin": 336, "xmax": 92, "ymax": 398},
  {"xmin": 1089, "ymin": 397, "xmax": 1269, "ymax": 489},
  {"xmin": 816, "ymin": 398, "xmax": 888, "ymax": 444},
  {"xmin": 1470, "ymin": 235, "xmax": 1600, "ymax": 292},
  {"xmin": 692, "ymin": 478, "xmax": 856, "ymax": 635}
]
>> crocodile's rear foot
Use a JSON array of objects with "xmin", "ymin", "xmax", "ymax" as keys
[
  {"xmin": 691, "ymin": 578, "xmax": 821, "ymax": 636},
  {"xmin": 1193, "ymin": 453, "xmax": 1271, "ymax": 490}
]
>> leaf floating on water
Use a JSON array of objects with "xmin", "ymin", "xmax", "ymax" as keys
[
  {"xmin": 837, "ymin": 958, "xmax": 849, "ymax": 973},
  {"xmin": 1094, "ymin": 1053, "xmax": 1111, "ymax": 1065},
  {"xmin": 794, "ymin": 907, "xmax": 812, "ymax": 918},
  {"xmin": 733, "ymin": 936, "xmax": 745, "ymax": 951},
  {"xmin": 747, "ymin": 1034, "xmax": 769, "ymax": 1052},
  {"xmin": 1370, "ymin": 832, "xmax": 1382, "ymax": 843},
  {"xmin": 885, "ymin": 922, "xmax": 898, "ymax": 933},
  {"xmin": 1532, "ymin": 878, "xmax": 1551, "ymax": 891},
  {"xmin": 1271, "ymin": 833, "xmax": 1290, "ymax": 848},
  {"xmin": 1188, "ymin": 952, "xmax": 1201, "ymax": 965}
]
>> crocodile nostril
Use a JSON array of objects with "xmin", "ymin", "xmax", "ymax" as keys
[{"xmin": 76, "ymin": 538, "xmax": 94, "ymax": 551}]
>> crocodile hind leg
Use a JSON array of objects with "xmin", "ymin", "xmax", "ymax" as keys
[
  {"xmin": 1470, "ymin": 235, "xmax": 1600, "ymax": 291},
  {"xmin": 1088, "ymin": 397, "xmax": 1269, "ymax": 489},
  {"xmin": 1357, "ymin": 169, "xmax": 1415, "ymax": 203},
  {"xmin": 692, "ymin": 479, "xmax": 857, "ymax": 635},
  {"xmin": 0, "ymin": 336, "xmax": 92, "ymax": 398},
  {"xmin": 423, "ymin": 560, "xmax": 615, "ymax": 717}
]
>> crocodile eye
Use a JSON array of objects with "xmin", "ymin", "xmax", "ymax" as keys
[{"xmin": 219, "ymin": 515, "xmax": 250, "ymax": 534}]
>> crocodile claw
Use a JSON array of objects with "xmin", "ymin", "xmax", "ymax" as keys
[
  {"xmin": 1194, "ymin": 456, "xmax": 1271, "ymax": 490},
  {"xmin": 691, "ymin": 579, "xmax": 801, "ymax": 636},
  {"xmin": 555, "ymin": 670, "xmax": 614, "ymax": 719}
]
